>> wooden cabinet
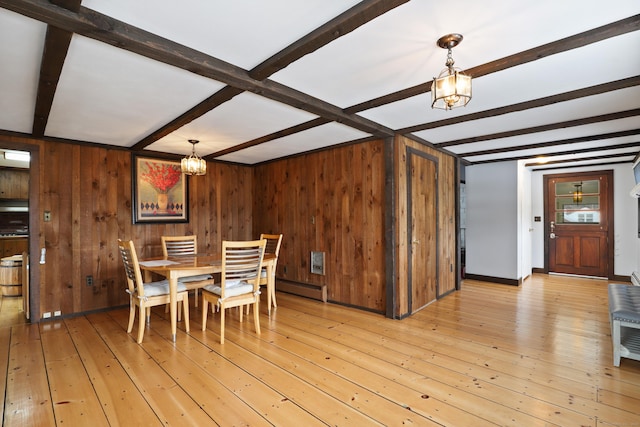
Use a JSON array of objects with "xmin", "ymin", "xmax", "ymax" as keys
[
  {"xmin": 0, "ymin": 238, "xmax": 28, "ymax": 258},
  {"xmin": 0, "ymin": 169, "xmax": 29, "ymax": 199}
]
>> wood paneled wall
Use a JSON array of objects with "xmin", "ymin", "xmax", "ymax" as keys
[
  {"xmin": 394, "ymin": 135, "xmax": 457, "ymax": 317},
  {"xmin": 253, "ymin": 141, "xmax": 387, "ymax": 312},
  {"xmin": 37, "ymin": 141, "xmax": 253, "ymax": 317},
  {"xmin": 3, "ymin": 133, "xmax": 458, "ymax": 319},
  {"xmin": 0, "ymin": 168, "xmax": 29, "ymax": 199}
]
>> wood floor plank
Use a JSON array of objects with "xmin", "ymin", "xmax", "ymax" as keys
[
  {"xmin": 39, "ymin": 320, "xmax": 110, "ymax": 426},
  {"xmin": 4, "ymin": 324, "xmax": 56, "ymax": 426},
  {"xmin": 269, "ymin": 302, "xmax": 591, "ymax": 426},
  {"xmin": 0, "ymin": 327, "xmax": 10, "ymax": 420},
  {"xmin": 192, "ymin": 323, "xmax": 423, "ymax": 426},
  {"xmin": 64, "ymin": 315, "xmax": 163, "ymax": 425},
  {"xmin": 88, "ymin": 311, "xmax": 220, "ymax": 426},
  {"xmin": 2, "ymin": 273, "xmax": 640, "ymax": 426}
]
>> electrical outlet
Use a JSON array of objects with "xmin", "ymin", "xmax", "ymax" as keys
[
  {"xmin": 43, "ymin": 312, "xmax": 51, "ymax": 319},
  {"xmin": 86, "ymin": 275, "xmax": 93, "ymax": 286},
  {"xmin": 54, "ymin": 310, "xmax": 61, "ymax": 317}
]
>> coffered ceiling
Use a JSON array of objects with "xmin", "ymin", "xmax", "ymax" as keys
[{"xmin": 1, "ymin": 0, "xmax": 639, "ymax": 170}]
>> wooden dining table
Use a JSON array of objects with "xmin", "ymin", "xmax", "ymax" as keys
[{"xmin": 138, "ymin": 252, "xmax": 277, "ymax": 342}]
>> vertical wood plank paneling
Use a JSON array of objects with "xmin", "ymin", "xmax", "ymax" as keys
[
  {"xmin": 253, "ymin": 140, "xmax": 386, "ymax": 312},
  {"xmin": 32, "ymin": 141, "xmax": 253, "ymax": 317},
  {"xmin": 12, "ymin": 134, "xmax": 455, "ymax": 318},
  {"xmin": 395, "ymin": 135, "xmax": 457, "ymax": 317}
]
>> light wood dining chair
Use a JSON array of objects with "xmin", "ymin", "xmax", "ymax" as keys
[
  {"xmin": 118, "ymin": 239, "xmax": 190, "ymax": 343},
  {"xmin": 161, "ymin": 235, "xmax": 214, "ymax": 307},
  {"xmin": 201, "ymin": 239, "xmax": 266, "ymax": 344},
  {"xmin": 246, "ymin": 233, "xmax": 282, "ymax": 314}
]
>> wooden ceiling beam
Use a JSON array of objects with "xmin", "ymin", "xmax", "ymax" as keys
[
  {"xmin": 31, "ymin": 0, "xmax": 81, "ymax": 137},
  {"xmin": 131, "ymin": 0, "xmax": 406, "ymax": 150},
  {"xmin": 2, "ymin": 0, "xmax": 393, "ymax": 138}
]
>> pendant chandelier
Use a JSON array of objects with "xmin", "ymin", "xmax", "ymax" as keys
[
  {"xmin": 573, "ymin": 182, "xmax": 583, "ymax": 204},
  {"xmin": 431, "ymin": 33, "xmax": 472, "ymax": 110},
  {"xmin": 181, "ymin": 139, "xmax": 207, "ymax": 176}
]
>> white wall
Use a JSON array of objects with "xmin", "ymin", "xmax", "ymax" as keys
[
  {"xmin": 466, "ymin": 162, "xmax": 519, "ymax": 280},
  {"xmin": 519, "ymin": 161, "xmax": 532, "ymax": 279},
  {"xmin": 530, "ymin": 164, "xmax": 638, "ymax": 276}
]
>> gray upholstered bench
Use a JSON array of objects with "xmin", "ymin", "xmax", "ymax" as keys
[{"xmin": 608, "ymin": 283, "xmax": 640, "ymax": 366}]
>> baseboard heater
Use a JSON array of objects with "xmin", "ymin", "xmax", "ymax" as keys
[{"xmin": 277, "ymin": 279, "xmax": 327, "ymax": 302}]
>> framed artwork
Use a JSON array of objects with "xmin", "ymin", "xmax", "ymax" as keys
[{"xmin": 132, "ymin": 154, "xmax": 188, "ymax": 224}]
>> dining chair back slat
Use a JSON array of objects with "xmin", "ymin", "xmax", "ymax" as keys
[
  {"xmin": 162, "ymin": 235, "xmax": 197, "ymax": 257},
  {"xmin": 201, "ymin": 239, "xmax": 266, "ymax": 343},
  {"xmin": 161, "ymin": 235, "xmax": 213, "ymax": 308}
]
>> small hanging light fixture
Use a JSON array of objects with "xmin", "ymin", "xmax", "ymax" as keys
[
  {"xmin": 431, "ymin": 33, "xmax": 472, "ymax": 110},
  {"xmin": 573, "ymin": 182, "xmax": 583, "ymax": 204},
  {"xmin": 181, "ymin": 139, "xmax": 207, "ymax": 176}
]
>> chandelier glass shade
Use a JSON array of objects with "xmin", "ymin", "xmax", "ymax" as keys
[
  {"xmin": 181, "ymin": 139, "xmax": 207, "ymax": 176},
  {"xmin": 431, "ymin": 34, "xmax": 472, "ymax": 110},
  {"xmin": 573, "ymin": 182, "xmax": 583, "ymax": 204}
]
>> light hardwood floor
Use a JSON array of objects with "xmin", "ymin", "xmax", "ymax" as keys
[{"xmin": 1, "ymin": 274, "xmax": 639, "ymax": 426}]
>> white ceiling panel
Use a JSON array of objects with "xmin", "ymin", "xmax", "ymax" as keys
[
  {"xmin": 82, "ymin": 0, "xmax": 362, "ymax": 69},
  {"xmin": 46, "ymin": 34, "xmax": 223, "ymax": 146},
  {"xmin": 271, "ymin": 0, "xmax": 640, "ymax": 108},
  {"xmin": 0, "ymin": 9, "xmax": 46, "ymax": 133},
  {"xmin": 217, "ymin": 122, "xmax": 369, "ymax": 164},
  {"xmin": 447, "ymin": 117, "xmax": 640, "ymax": 154},
  {"xmin": 148, "ymin": 92, "xmax": 318, "ymax": 156},
  {"xmin": 413, "ymin": 86, "xmax": 640, "ymax": 145}
]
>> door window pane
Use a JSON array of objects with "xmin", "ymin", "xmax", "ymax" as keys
[{"xmin": 554, "ymin": 180, "xmax": 600, "ymax": 224}]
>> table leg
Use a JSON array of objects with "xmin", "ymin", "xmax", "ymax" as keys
[{"xmin": 169, "ymin": 274, "xmax": 177, "ymax": 342}]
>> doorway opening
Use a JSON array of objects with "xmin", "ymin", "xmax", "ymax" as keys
[{"xmin": 0, "ymin": 142, "xmax": 40, "ymax": 325}]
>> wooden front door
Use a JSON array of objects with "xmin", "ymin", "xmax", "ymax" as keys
[
  {"xmin": 544, "ymin": 171, "xmax": 613, "ymax": 278},
  {"xmin": 407, "ymin": 149, "xmax": 438, "ymax": 313}
]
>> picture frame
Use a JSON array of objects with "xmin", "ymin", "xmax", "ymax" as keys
[{"xmin": 132, "ymin": 153, "xmax": 188, "ymax": 224}]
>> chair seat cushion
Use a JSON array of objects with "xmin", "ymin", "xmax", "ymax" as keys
[
  {"xmin": 609, "ymin": 284, "xmax": 640, "ymax": 324},
  {"xmin": 139, "ymin": 280, "xmax": 187, "ymax": 297},
  {"xmin": 203, "ymin": 280, "xmax": 254, "ymax": 297},
  {"xmin": 178, "ymin": 274, "xmax": 213, "ymax": 283}
]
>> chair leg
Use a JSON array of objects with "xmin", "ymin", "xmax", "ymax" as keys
[
  {"xmin": 194, "ymin": 289, "xmax": 198, "ymax": 307},
  {"xmin": 220, "ymin": 306, "xmax": 225, "ymax": 344},
  {"xmin": 138, "ymin": 305, "xmax": 146, "ymax": 343},
  {"xmin": 127, "ymin": 300, "xmax": 135, "ymax": 333},
  {"xmin": 253, "ymin": 300, "xmax": 261, "ymax": 336},
  {"xmin": 201, "ymin": 298, "xmax": 208, "ymax": 331},
  {"xmin": 182, "ymin": 294, "xmax": 190, "ymax": 333}
]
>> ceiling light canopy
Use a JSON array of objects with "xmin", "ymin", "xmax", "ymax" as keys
[
  {"xmin": 431, "ymin": 33, "xmax": 472, "ymax": 110},
  {"xmin": 181, "ymin": 139, "xmax": 206, "ymax": 176}
]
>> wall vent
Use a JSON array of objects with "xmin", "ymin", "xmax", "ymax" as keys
[{"xmin": 310, "ymin": 251, "xmax": 325, "ymax": 275}]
